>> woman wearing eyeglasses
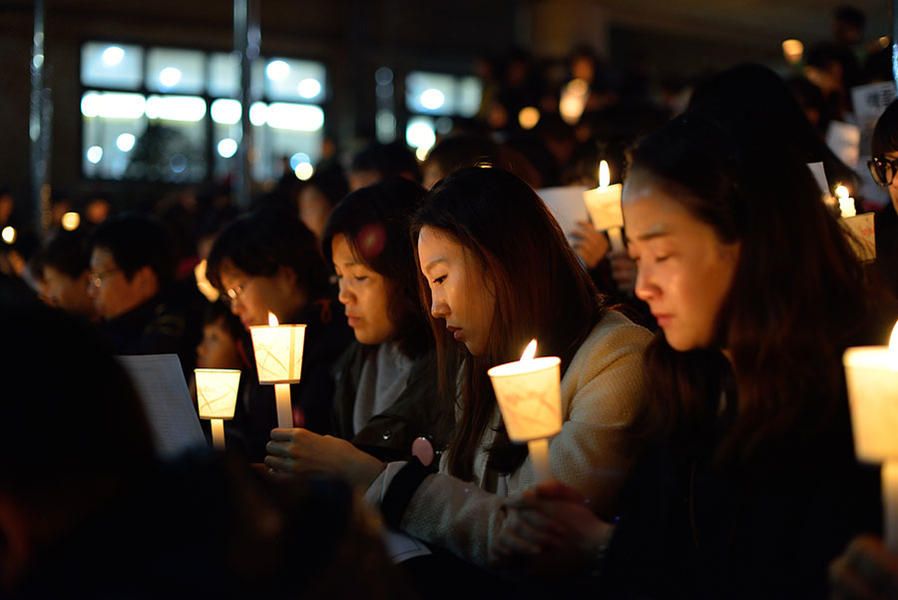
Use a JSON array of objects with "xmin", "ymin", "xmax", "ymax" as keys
[
  {"xmin": 206, "ymin": 207, "xmax": 353, "ymax": 461},
  {"xmin": 868, "ymin": 99, "xmax": 898, "ymax": 302}
]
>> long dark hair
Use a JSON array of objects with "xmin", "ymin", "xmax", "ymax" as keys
[
  {"xmin": 629, "ymin": 113, "xmax": 873, "ymax": 462},
  {"xmin": 688, "ymin": 63, "xmax": 859, "ymax": 191},
  {"xmin": 411, "ymin": 167, "xmax": 605, "ymax": 480},
  {"xmin": 321, "ymin": 178, "xmax": 431, "ymax": 358}
]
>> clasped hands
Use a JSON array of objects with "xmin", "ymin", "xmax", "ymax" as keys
[
  {"xmin": 265, "ymin": 428, "xmax": 385, "ymax": 488},
  {"xmin": 490, "ymin": 479, "xmax": 615, "ymax": 577}
]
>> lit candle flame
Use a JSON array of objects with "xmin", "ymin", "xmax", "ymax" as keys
[
  {"xmin": 890, "ymin": 321, "xmax": 898, "ymax": 351},
  {"xmin": 835, "ymin": 185, "xmax": 849, "ymax": 200},
  {"xmin": 268, "ymin": 311, "xmax": 279, "ymax": 326},
  {"xmin": 599, "ymin": 160, "xmax": 610, "ymax": 189},
  {"xmin": 520, "ymin": 339, "xmax": 537, "ymax": 361}
]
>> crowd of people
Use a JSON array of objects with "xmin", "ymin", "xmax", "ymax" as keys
[{"xmin": 3, "ymin": 5, "xmax": 898, "ymax": 597}]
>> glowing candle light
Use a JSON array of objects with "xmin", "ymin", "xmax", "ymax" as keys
[
  {"xmin": 61, "ymin": 212, "xmax": 80, "ymax": 231},
  {"xmin": 488, "ymin": 339, "xmax": 562, "ymax": 482},
  {"xmin": 250, "ymin": 312, "xmax": 306, "ymax": 429},
  {"xmin": 836, "ymin": 184, "xmax": 856, "ymax": 218},
  {"xmin": 583, "ymin": 160, "xmax": 625, "ymax": 253},
  {"xmin": 843, "ymin": 321, "xmax": 898, "ymax": 552},
  {"xmin": 1, "ymin": 226, "xmax": 16, "ymax": 245},
  {"xmin": 195, "ymin": 368, "xmax": 241, "ymax": 450}
]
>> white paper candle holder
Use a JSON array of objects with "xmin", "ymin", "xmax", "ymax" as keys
[
  {"xmin": 250, "ymin": 318, "xmax": 306, "ymax": 429},
  {"xmin": 194, "ymin": 368, "xmax": 241, "ymax": 449},
  {"xmin": 583, "ymin": 161, "xmax": 625, "ymax": 253},
  {"xmin": 488, "ymin": 355, "xmax": 562, "ymax": 481},
  {"xmin": 249, "ymin": 323, "xmax": 306, "ymax": 384},
  {"xmin": 844, "ymin": 341, "xmax": 898, "ymax": 552}
]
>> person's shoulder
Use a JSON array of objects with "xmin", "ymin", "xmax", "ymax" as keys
[
  {"xmin": 582, "ymin": 310, "xmax": 654, "ymax": 353},
  {"xmin": 566, "ymin": 310, "xmax": 653, "ymax": 382}
]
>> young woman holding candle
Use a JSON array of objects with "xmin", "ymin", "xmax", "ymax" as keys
[
  {"xmin": 491, "ymin": 114, "xmax": 885, "ymax": 595},
  {"xmin": 263, "ymin": 166, "xmax": 652, "ymax": 572},
  {"xmin": 206, "ymin": 208, "xmax": 353, "ymax": 461},
  {"xmin": 264, "ymin": 179, "xmax": 455, "ymax": 466}
]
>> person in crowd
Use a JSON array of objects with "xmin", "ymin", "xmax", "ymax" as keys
[
  {"xmin": 422, "ymin": 135, "xmax": 499, "ymax": 190},
  {"xmin": 0, "ymin": 298, "xmax": 407, "ymax": 599},
  {"xmin": 262, "ymin": 167, "xmax": 651, "ymax": 574},
  {"xmin": 196, "ymin": 300, "xmax": 246, "ymax": 371},
  {"xmin": 38, "ymin": 228, "xmax": 97, "ymax": 321},
  {"xmin": 867, "ymin": 98, "xmax": 898, "ymax": 300},
  {"xmin": 491, "ymin": 114, "xmax": 884, "ymax": 596},
  {"xmin": 298, "ymin": 164, "xmax": 349, "ymax": 242},
  {"xmin": 832, "ymin": 4, "xmax": 867, "ymax": 49},
  {"xmin": 805, "ymin": 42, "xmax": 863, "ymax": 123},
  {"xmin": 825, "ymin": 98, "xmax": 898, "ymax": 600},
  {"xmin": 206, "ymin": 208, "xmax": 353, "ymax": 460},
  {"xmin": 689, "ymin": 63, "xmax": 859, "ymax": 191},
  {"xmin": 266, "ymin": 178, "xmax": 455, "ymax": 468},
  {"xmin": 349, "ymin": 141, "xmax": 421, "ymax": 192},
  {"xmin": 89, "ymin": 213, "xmax": 199, "ymax": 372}
]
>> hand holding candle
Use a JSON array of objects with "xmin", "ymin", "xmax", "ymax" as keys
[
  {"xmin": 250, "ymin": 312, "xmax": 306, "ymax": 429},
  {"xmin": 195, "ymin": 368, "xmax": 241, "ymax": 450},
  {"xmin": 488, "ymin": 340, "xmax": 562, "ymax": 482},
  {"xmin": 583, "ymin": 160, "xmax": 625, "ymax": 254},
  {"xmin": 843, "ymin": 321, "xmax": 898, "ymax": 552}
]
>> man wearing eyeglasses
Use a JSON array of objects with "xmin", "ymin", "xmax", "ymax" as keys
[
  {"xmin": 89, "ymin": 213, "xmax": 197, "ymax": 374},
  {"xmin": 869, "ymin": 99, "xmax": 898, "ymax": 302}
]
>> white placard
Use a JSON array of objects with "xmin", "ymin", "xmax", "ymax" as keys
[
  {"xmin": 807, "ymin": 162, "xmax": 829, "ymax": 194},
  {"xmin": 538, "ymin": 186, "xmax": 588, "ymax": 246},
  {"xmin": 118, "ymin": 354, "xmax": 207, "ymax": 459},
  {"xmin": 826, "ymin": 120, "xmax": 862, "ymax": 169}
]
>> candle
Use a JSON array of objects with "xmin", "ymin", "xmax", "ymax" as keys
[
  {"xmin": 843, "ymin": 321, "xmax": 898, "ymax": 552},
  {"xmin": 194, "ymin": 368, "xmax": 241, "ymax": 450},
  {"xmin": 835, "ymin": 184, "xmax": 856, "ymax": 218},
  {"xmin": 250, "ymin": 312, "xmax": 306, "ymax": 429},
  {"xmin": 487, "ymin": 339, "xmax": 562, "ymax": 482},
  {"xmin": 583, "ymin": 161, "xmax": 625, "ymax": 253}
]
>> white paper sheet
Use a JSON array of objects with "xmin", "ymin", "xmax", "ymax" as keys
[
  {"xmin": 118, "ymin": 354, "xmax": 207, "ymax": 459},
  {"xmin": 382, "ymin": 529, "xmax": 432, "ymax": 563},
  {"xmin": 807, "ymin": 162, "xmax": 829, "ymax": 194},
  {"xmin": 538, "ymin": 186, "xmax": 588, "ymax": 246},
  {"xmin": 826, "ymin": 121, "xmax": 861, "ymax": 169}
]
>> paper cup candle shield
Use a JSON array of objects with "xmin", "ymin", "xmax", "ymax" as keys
[
  {"xmin": 583, "ymin": 160, "xmax": 625, "ymax": 253},
  {"xmin": 250, "ymin": 312, "xmax": 306, "ymax": 429},
  {"xmin": 488, "ymin": 340, "xmax": 562, "ymax": 482},
  {"xmin": 195, "ymin": 368, "xmax": 241, "ymax": 449},
  {"xmin": 843, "ymin": 322, "xmax": 898, "ymax": 552}
]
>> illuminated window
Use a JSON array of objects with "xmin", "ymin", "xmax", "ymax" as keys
[
  {"xmin": 405, "ymin": 71, "xmax": 482, "ymax": 117},
  {"xmin": 81, "ymin": 41, "xmax": 326, "ymax": 184},
  {"xmin": 146, "ymin": 48, "xmax": 206, "ymax": 94},
  {"xmin": 264, "ymin": 58, "xmax": 326, "ymax": 103},
  {"xmin": 81, "ymin": 43, "xmax": 143, "ymax": 89}
]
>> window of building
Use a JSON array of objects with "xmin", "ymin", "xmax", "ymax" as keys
[{"xmin": 80, "ymin": 42, "xmax": 327, "ymax": 184}]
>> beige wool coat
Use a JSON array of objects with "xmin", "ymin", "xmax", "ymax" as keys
[{"xmin": 365, "ymin": 310, "xmax": 652, "ymax": 566}]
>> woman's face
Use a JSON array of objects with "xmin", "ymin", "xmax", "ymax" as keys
[
  {"xmin": 218, "ymin": 260, "xmax": 302, "ymax": 329},
  {"xmin": 331, "ymin": 234, "xmax": 396, "ymax": 345},
  {"xmin": 623, "ymin": 171, "xmax": 741, "ymax": 351},
  {"xmin": 417, "ymin": 225, "xmax": 495, "ymax": 356}
]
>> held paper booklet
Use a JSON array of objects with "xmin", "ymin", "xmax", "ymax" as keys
[{"xmin": 118, "ymin": 354, "xmax": 207, "ymax": 459}]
